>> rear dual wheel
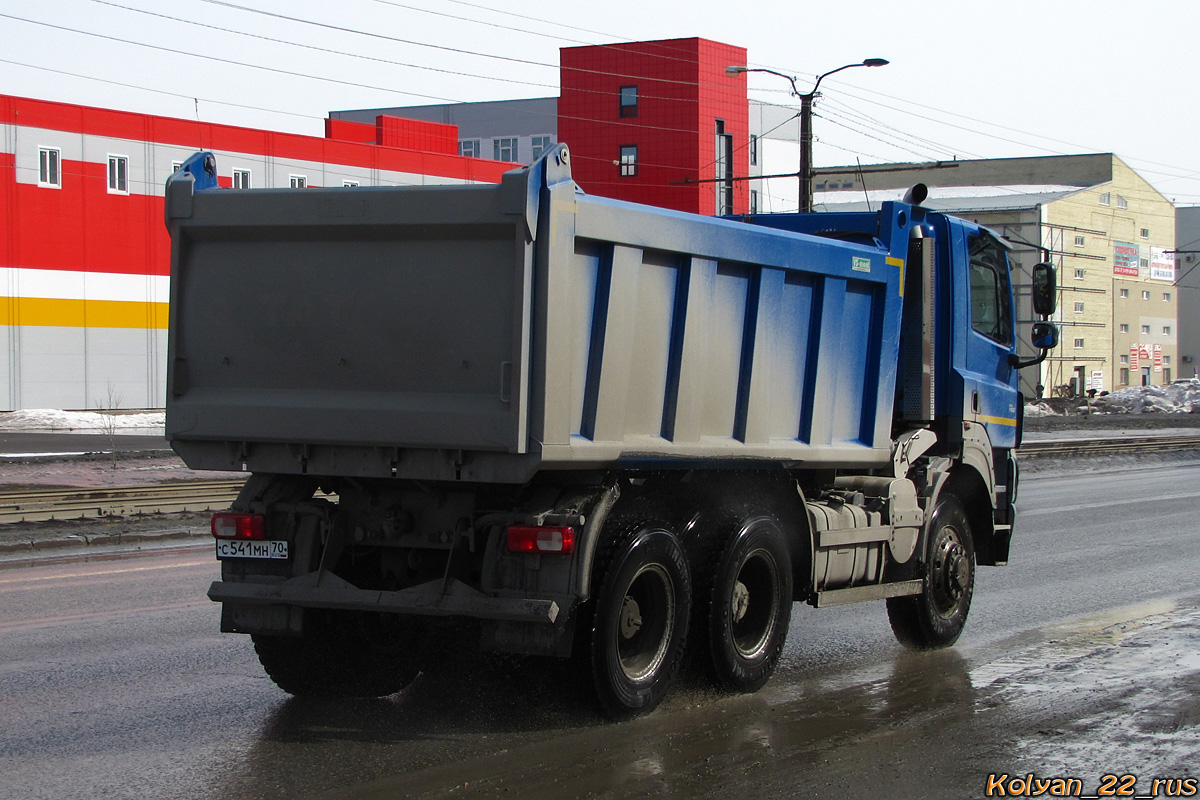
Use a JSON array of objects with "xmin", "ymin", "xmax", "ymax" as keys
[
  {"xmin": 589, "ymin": 520, "xmax": 691, "ymax": 719},
  {"xmin": 702, "ymin": 515, "xmax": 792, "ymax": 692},
  {"xmin": 252, "ymin": 610, "xmax": 423, "ymax": 698}
]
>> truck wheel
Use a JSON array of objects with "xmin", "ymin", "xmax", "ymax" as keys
[
  {"xmin": 252, "ymin": 611, "xmax": 422, "ymax": 697},
  {"xmin": 704, "ymin": 515, "xmax": 792, "ymax": 692},
  {"xmin": 589, "ymin": 521, "xmax": 691, "ymax": 719},
  {"xmin": 887, "ymin": 495, "xmax": 975, "ymax": 650}
]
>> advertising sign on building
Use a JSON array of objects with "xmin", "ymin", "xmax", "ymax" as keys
[
  {"xmin": 1114, "ymin": 242, "xmax": 1140, "ymax": 276},
  {"xmin": 1088, "ymin": 370, "xmax": 1104, "ymax": 390},
  {"xmin": 1150, "ymin": 247, "xmax": 1175, "ymax": 281},
  {"xmin": 1154, "ymin": 344, "xmax": 1163, "ymax": 372},
  {"xmin": 1130, "ymin": 344, "xmax": 1139, "ymax": 370}
]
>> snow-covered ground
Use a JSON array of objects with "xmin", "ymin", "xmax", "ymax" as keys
[
  {"xmin": 0, "ymin": 409, "xmax": 166, "ymax": 433},
  {"xmin": 1027, "ymin": 381, "xmax": 1200, "ymax": 417}
]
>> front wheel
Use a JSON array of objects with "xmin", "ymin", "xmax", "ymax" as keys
[
  {"xmin": 887, "ymin": 495, "xmax": 975, "ymax": 650},
  {"xmin": 589, "ymin": 521, "xmax": 691, "ymax": 719}
]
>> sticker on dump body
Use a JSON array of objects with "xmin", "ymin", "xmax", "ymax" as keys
[{"xmin": 852, "ymin": 257, "xmax": 872, "ymax": 273}]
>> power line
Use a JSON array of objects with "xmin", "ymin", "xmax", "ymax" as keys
[
  {"xmin": 0, "ymin": 12, "xmax": 460, "ymax": 105},
  {"xmin": 8, "ymin": 0, "xmax": 1200, "ymax": 198},
  {"xmin": 0, "ymin": 17, "xmax": 737, "ymax": 144},
  {"xmin": 0, "ymin": 55, "xmax": 323, "ymax": 123},
  {"xmin": 91, "ymin": 0, "xmax": 558, "ymax": 90}
]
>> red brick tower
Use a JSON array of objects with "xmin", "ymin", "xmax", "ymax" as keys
[{"xmin": 559, "ymin": 38, "xmax": 749, "ymax": 215}]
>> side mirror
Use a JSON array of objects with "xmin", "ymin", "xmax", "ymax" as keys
[
  {"xmin": 1031, "ymin": 321, "xmax": 1058, "ymax": 350},
  {"xmin": 1010, "ymin": 321, "xmax": 1059, "ymax": 369},
  {"xmin": 1032, "ymin": 262, "xmax": 1057, "ymax": 316}
]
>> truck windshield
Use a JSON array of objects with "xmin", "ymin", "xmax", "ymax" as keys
[{"xmin": 968, "ymin": 233, "xmax": 1013, "ymax": 346}]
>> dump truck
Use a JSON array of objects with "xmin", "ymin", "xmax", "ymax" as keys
[{"xmin": 165, "ymin": 146, "xmax": 1058, "ymax": 718}]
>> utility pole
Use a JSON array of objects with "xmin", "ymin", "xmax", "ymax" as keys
[{"xmin": 728, "ymin": 59, "xmax": 888, "ymax": 212}]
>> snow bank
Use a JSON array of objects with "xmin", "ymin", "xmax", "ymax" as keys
[
  {"xmin": 0, "ymin": 409, "xmax": 165, "ymax": 432},
  {"xmin": 1023, "ymin": 402, "xmax": 1060, "ymax": 417},
  {"xmin": 1089, "ymin": 382, "xmax": 1200, "ymax": 415}
]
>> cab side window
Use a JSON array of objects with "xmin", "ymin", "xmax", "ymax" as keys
[{"xmin": 968, "ymin": 233, "xmax": 1013, "ymax": 346}]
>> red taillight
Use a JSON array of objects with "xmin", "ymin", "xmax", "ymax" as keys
[
  {"xmin": 212, "ymin": 512, "xmax": 266, "ymax": 540},
  {"xmin": 505, "ymin": 525, "xmax": 576, "ymax": 555}
]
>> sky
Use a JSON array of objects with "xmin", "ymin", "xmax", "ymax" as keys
[{"xmin": 2, "ymin": 0, "xmax": 1199, "ymax": 205}]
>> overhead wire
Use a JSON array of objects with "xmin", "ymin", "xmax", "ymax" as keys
[
  {"xmin": 5, "ymin": 0, "xmax": 1199, "ymax": 198},
  {"xmin": 0, "ymin": 11, "xmax": 739, "ymax": 142}
]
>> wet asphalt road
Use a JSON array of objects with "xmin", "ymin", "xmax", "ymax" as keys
[{"xmin": 3, "ymin": 460, "xmax": 1199, "ymax": 800}]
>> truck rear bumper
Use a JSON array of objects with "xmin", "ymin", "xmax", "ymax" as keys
[{"xmin": 208, "ymin": 573, "xmax": 561, "ymax": 624}]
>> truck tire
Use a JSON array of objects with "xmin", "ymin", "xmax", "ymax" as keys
[
  {"xmin": 887, "ymin": 495, "xmax": 975, "ymax": 650},
  {"xmin": 252, "ymin": 610, "xmax": 422, "ymax": 697},
  {"xmin": 703, "ymin": 515, "xmax": 792, "ymax": 692},
  {"xmin": 589, "ymin": 520, "xmax": 691, "ymax": 719}
]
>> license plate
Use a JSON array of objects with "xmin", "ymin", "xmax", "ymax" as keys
[{"xmin": 216, "ymin": 540, "xmax": 289, "ymax": 560}]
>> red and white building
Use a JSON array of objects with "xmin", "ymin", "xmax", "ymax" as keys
[
  {"xmin": 0, "ymin": 95, "xmax": 513, "ymax": 410},
  {"xmin": 3, "ymin": 36, "xmax": 757, "ymax": 410}
]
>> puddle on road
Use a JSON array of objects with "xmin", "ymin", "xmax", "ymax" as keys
[
  {"xmin": 970, "ymin": 597, "xmax": 1200, "ymax": 781},
  {"xmin": 213, "ymin": 597, "xmax": 1200, "ymax": 800}
]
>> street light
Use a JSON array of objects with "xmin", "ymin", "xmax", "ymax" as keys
[{"xmin": 727, "ymin": 59, "xmax": 889, "ymax": 212}]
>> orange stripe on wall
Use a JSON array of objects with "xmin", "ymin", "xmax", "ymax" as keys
[{"xmin": 0, "ymin": 297, "xmax": 169, "ymax": 329}]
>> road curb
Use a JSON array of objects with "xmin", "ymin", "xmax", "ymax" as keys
[{"xmin": 0, "ymin": 529, "xmax": 212, "ymax": 566}]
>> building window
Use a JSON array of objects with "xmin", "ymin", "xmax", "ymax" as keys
[
  {"xmin": 1119, "ymin": 324, "xmax": 1129, "ymax": 334},
  {"xmin": 1119, "ymin": 288, "xmax": 1129, "ymax": 298},
  {"xmin": 1140, "ymin": 258, "xmax": 1150, "ymax": 268},
  {"xmin": 342, "ymin": 180, "xmax": 359, "ymax": 188},
  {"xmin": 460, "ymin": 139, "xmax": 480, "ymax": 158},
  {"xmin": 1120, "ymin": 354, "xmax": 1129, "ymax": 364},
  {"xmin": 1142, "ymin": 290, "xmax": 1151, "ymax": 300},
  {"xmin": 750, "ymin": 189, "xmax": 759, "ymax": 214},
  {"xmin": 1164, "ymin": 368, "xmax": 1172, "ymax": 383},
  {"xmin": 1074, "ymin": 268, "xmax": 1085, "ymax": 279},
  {"xmin": 749, "ymin": 134, "xmax": 758, "ymax": 167},
  {"xmin": 1117, "ymin": 195, "xmax": 1128, "ymax": 209},
  {"xmin": 531, "ymin": 135, "xmax": 553, "ymax": 160},
  {"xmin": 1074, "ymin": 235, "xmax": 1085, "ymax": 247},
  {"xmin": 1140, "ymin": 228, "xmax": 1150, "ymax": 239},
  {"xmin": 714, "ymin": 119, "xmax": 733, "ymax": 216},
  {"xmin": 1164, "ymin": 355, "xmax": 1172, "ymax": 364},
  {"xmin": 1099, "ymin": 192, "xmax": 1111, "ymax": 206},
  {"xmin": 619, "ymin": 145, "xmax": 638, "ymax": 177},
  {"xmin": 1073, "ymin": 301, "xmax": 1084, "ymax": 313},
  {"xmin": 1164, "ymin": 292, "xmax": 1171, "ymax": 302},
  {"xmin": 290, "ymin": 175, "xmax": 307, "ymax": 189},
  {"xmin": 1120, "ymin": 368, "xmax": 1129, "ymax": 385},
  {"xmin": 38, "ymin": 147, "xmax": 61, "ymax": 188},
  {"xmin": 494, "ymin": 137, "xmax": 518, "ymax": 162},
  {"xmin": 107, "ymin": 155, "xmax": 128, "ymax": 194},
  {"xmin": 1073, "ymin": 338, "xmax": 1085, "ymax": 349},
  {"xmin": 1142, "ymin": 325, "xmax": 1151, "ymax": 335},
  {"xmin": 619, "ymin": 85, "xmax": 638, "ymax": 118},
  {"xmin": 1164, "ymin": 326, "xmax": 1172, "ymax": 336},
  {"xmin": 232, "ymin": 169, "xmax": 251, "ymax": 189}
]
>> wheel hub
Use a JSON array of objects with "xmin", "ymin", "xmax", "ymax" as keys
[
  {"xmin": 730, "ymin": 580, "xmax": 750, "ymax": 622},
  {"xmin": 620, "ymin": 595, "xmax": 643, "ymax": 639},
  {"xmin": 946, "ymin": 544, "xmax": 969, "ymax": 598}
]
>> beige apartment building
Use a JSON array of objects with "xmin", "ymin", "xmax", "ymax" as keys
[{"xmin": 811, "ymin": 154, "xmax": 1176, "ymax": 396}]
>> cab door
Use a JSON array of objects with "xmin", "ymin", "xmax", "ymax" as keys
[{"xmin": 960, "ymin": 227, "xmax": 1020, "ymax": 448}]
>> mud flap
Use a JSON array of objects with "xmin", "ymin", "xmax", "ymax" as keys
[{"xmin": 220, "ymin": 602, "xmax": 304, "ymax": 636}]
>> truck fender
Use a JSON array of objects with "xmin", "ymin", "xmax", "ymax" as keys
[{"xmin": 924, "ymin": 454, "xmax": 996, "ymax": 570}]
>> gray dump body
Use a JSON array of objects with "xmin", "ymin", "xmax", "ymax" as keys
[{"xmin": 166, "ymin": 146, "xmax": 909, "ymax": 484}]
